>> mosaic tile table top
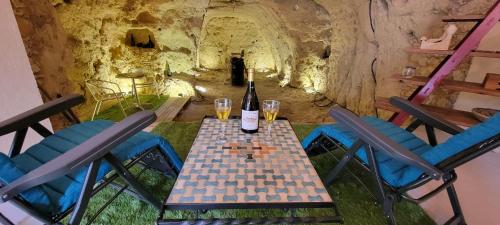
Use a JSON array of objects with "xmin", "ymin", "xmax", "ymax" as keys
[{"xmin": 166, "ymin": 118, "xmax": 333, "ymax": 207}]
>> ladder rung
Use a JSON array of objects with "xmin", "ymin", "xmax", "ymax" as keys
[
  {"xmin": 375, "ymin": 97, "xmax": 480, "ymax": 127},
  {"xmin": 405, "ymin": 48, "xmax": 500, "ymax": 58},
  {"xmin": 442, "ymin": 15, "xmax": 495, "ymax": 22},
  {"xmin": 391, "ymin": 74, "xmax": 500, "ymax": 97}
]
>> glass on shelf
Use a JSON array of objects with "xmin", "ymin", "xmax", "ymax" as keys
[{"xmin": 402, "ymin": 66, "xmax": 416, "ymax": 79}]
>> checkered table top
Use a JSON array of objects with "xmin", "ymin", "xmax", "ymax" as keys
[{"xmin": 166, "ymin": 118, "xmax": 332, "ymax": 206}]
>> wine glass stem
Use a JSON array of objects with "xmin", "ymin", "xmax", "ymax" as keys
[
  {"xmin": 222, "ymin": 121, "xmax": 226, "ymax": 140},
  {"xmin": 267, "ymin": 122, "xmax": 271, "ymax": 136}
]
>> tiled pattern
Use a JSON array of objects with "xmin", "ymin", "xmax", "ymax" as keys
[{"xmin": 167, "ymin": 118, "xmax": 332, "ymax": 205}]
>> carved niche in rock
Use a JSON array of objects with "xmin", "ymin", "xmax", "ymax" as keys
[{"xmin": 125, "ymin": 28, "xmax": 156, "ymax": 49}]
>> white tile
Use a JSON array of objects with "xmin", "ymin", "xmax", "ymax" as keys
[
  {"xmin": 0, "ymin": 202, "xmax": 42, "ymax": 225},
  {"xmin": 411, "ymin": 128, "xmax": 500, "ymax": 225}
]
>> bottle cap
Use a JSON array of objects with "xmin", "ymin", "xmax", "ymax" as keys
[{"xmin": 247, "ymin": 68, "xmax": 255, "ymax": 81}]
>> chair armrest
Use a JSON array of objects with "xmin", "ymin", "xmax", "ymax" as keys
[
  {"xmin": 100, "ymin": 86, "xmax": 121, "ymax": 95},
  {"xmin": 90, "ymin": 80, "xmax": 124, "ymax": 93},
  {"xmin": 0, "ymin": 111, "xmax": 156, "ymax": 202},
  {"xmin": 105, "ymin": 80, "xmax": 124, "ymax": 94},
  {"xmin": 0, "ymin": 94, "xmax": 84, "ymax": 136},
  {"xmin": 329, "ymin": 106, "xmax": 443, "ymax": 180},
  {"xmin": 389, "ymin": 97, "xmax": 463, "ymax": 135}
]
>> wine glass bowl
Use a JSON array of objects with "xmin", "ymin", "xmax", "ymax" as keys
[
  {"xmin": 263, "ymin": 100, "xmax": 280, "ymax": 135},
  {"xmin": 215, "ymin": 98, "xmax": 232, "ymax": 121},
  {"xmin": 402, "ymin": 66, "xmax": 416, "ymax": 78},
  {"xmin": 214, "ymin": 98, "xmax": 232, "ymax": 143}
]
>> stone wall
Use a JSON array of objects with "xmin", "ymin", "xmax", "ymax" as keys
[
  {"xmin": 48, "ymin": 0, "xmax": 207, "ymax": 96},
  {"xmin": 11, "ymin": 0, "xmax": 497, "ymax": 120},
  {"xmin": 10, "ymin": 0, "xmax": 77, "ymax": 129},
  {"xmin": 199, "ymin": 17, "xmax": 277, "ymax": 71},
  {"xmin": 317, "ymin": 0, "xmax": 495, "ymax": 116}
]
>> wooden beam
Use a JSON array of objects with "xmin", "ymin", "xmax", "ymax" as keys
[
  {"xmin": 405, "ymin": 48, "xmax": 500, "ymax": 58},
  {"xmin": 442, "ymin": 15, "xmax": 498, "ymax": 22},
  {"xmin": 376, "ymin": 97, "xmax": 480, "ymax": 127},
  {"xmin": 143, "ymin": 97, "xmax": 190, "ymax": 132},
  {"xmin": 392, "ymin": 74, "xmax": 500, "ymax": 97},
  {"xmin": 483, "ymin": 73, "xmax": 500, "ymax": 90}
]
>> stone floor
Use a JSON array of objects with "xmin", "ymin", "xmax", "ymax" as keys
[{"xmin": 174, "ymin": 70, "xmax": 335, "ymax": 123}]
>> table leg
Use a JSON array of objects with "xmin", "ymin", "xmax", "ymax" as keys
[{"xmin": 131, "ymin": 78, "xmax": 144, "ymax": 110}]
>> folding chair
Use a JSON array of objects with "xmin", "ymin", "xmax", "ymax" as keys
[
  {"xmin": 302, "ymin": 97, "xmax": 500, "ymax": 225},
  {"xmin": 85, "ymin": 79, "xmax": 129, "ymax": 120},
  {"xmin": 0, "ymin": 94, "xmax": 183, "ymax": 225},
  {"xmin": 136, "ymin": 73, "xmax": 166, "ymax": 99}
]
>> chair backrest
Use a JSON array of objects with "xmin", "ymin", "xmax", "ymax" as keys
[
  {"xmin": 85, "ymin": 79, "xmax": 105, "ymax": 101},
  {"xmin": 422, "ymin": 113, "xmax": 500, "ymax": 165},
  {"xmin": 0, "ymin": 111, "xmax": 157, "ymax": 203},
  {"xmin": 85, "ymin": 79, "xmax": 121, "ymax": 101},
  {"xmin": 329, "ymin": 106, "xmax": 443, "ymax": 179}
]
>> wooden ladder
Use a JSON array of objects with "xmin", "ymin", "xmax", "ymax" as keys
[{"xmin": 379, "ymin": 1, "xmax": 500, "ymax": 127}]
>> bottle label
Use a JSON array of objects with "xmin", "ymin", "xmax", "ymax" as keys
[{"xmin": 241, "ymin": 110, "xmax": 259, "ymax": 130}]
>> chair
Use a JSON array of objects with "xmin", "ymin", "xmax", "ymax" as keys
[
  {"xmin": 130, "ymin": 67, "xmax": 166, "ymax": 99},
  {"xmin": 85, "ymin": 79, "xmax": 129, "ymax": 120},
  {"xmin": 0, "ymin": 95, "xmax": 183, "ymax": 225},
  {"xmin": 136, "ymin": 73, "xmax": 166, "ymax": 99},
  {"xmin": 302, "ymin": 97, "xmax": 500, "ymax": 225}
]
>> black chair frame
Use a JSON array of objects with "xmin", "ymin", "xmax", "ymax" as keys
[
  {"xmin": 0, "ymin": 95, "xmax": 180, "ymax": 225},
  {"xmin": 305, "ymin": 97, "xmax": 500, "ymax": 225}
]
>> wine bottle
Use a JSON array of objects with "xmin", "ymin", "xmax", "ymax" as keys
[{"xmin": 241, "ymin": 68, "xmax": 259, "ymax": 133}]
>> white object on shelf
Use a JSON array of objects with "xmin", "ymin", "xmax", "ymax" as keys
[{"xmin": 420, "ymin": 24, "xmax": 458, "ymax": 50}]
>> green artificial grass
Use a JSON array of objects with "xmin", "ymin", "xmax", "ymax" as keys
[
  {"xmin": 77, "ymin": 122, "xmax": 435, "ymax": 225},
  {"xmin": 90, "ymin": 95, "xmax": 168, "ymax": 122}
]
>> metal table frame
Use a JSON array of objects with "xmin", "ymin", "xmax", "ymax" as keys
[{"xmin": 116, "ymin": 72, "xmax": 146, "ymax": 110}]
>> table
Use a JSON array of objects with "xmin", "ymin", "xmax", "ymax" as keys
[
  {"xmin": 157, "ymin": 117, "xmax": 342, "ymax": 224},
  {"xmin": 116, "ymin": 71, "xmax": 146, "ymax": 110}
]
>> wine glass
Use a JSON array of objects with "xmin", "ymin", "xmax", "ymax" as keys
[
  {"xmin": 402, "ymin": 66, "xmax": 416, "ymax": 79},
  {"xmin": 263, "ymin": 100, "xmax": 280, "ymax": 135},
  {"xmin": 214, "ymin": 98, "xmax": 232, "ymax": 144}
]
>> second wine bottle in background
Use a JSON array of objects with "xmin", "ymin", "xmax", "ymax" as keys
[{"xmin": 241, "ymin": 68, "xmax": 259, "ymax": 133}]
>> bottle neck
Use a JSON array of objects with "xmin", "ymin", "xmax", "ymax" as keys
[
  {"xmin": 247, "ymin": 81, "xmax": 255, "ymax": 90},
  {"xmin": 247, "ymin": 74, "xmax": 254, "ymax": 89}
]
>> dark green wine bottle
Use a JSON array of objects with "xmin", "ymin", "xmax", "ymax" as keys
[{"xmin": 241, "ymin": 69, "xmax": 259, "ymax": 133}]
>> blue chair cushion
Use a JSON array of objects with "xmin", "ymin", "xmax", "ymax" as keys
[
  {"xmin": 302, "ymin": 116, "xmax": 433, "ymax": 187},
  {"xmin": 302, "ymin": 113, "xmax": 500, "ymax": 188},
  {"xmin": 421, "ymin": 113, "xmax": 500, "ymax": 165},
  {"xmin": 0, "ymin": 154, "xmax": 55, "ymax": 213},
  {"xmin": 0, "ymin": 120, "xmax": 183, "ymax": 216}
]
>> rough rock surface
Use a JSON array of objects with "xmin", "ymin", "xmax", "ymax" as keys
[
  {"xmin": 12, "ymin": 0, "xmax": 497, "ymax": 121},
  {"xmin": 10, "ymin": 0, "xmax": 77, "ymax": 129}
]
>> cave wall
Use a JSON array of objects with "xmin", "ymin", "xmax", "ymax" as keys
[
  {"xmin": 46, "ymin": 0, "xmax": 333, "ymax": 94},
  {"xmin": 371, "ymin": 0, "xmax": 496, "ymax": 116},
  {"xmin": 12, "ymin": 0, "xmax": 332, "ymax": 102},
  {"xmin": 262, "ymin": 0, "xmax": 333, "ymax": 91},
  {"xmin": 10, "ymin": 0, "xmax": 77, "ymax": 129},
  {"xmin": 48, "ymin": 0, "xmax": 208, "ymax": 96},
  {"xmin": 198, "ymin": 0, "xmax": 332, "ymax": 90},
  {"xmin": 317, "ymin": 0, "xmax": 496, "ymax": 115},
  {"xmin": 10, "ymin": 0, "xmax": 76, "ymax": 97},
  {"xmin": 199, "ymin": 17, "xmax": 277, "ymax": 72},
  {"xmin": 12, "ymin": 0, "xmax": 497, "ymax": 119}
]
